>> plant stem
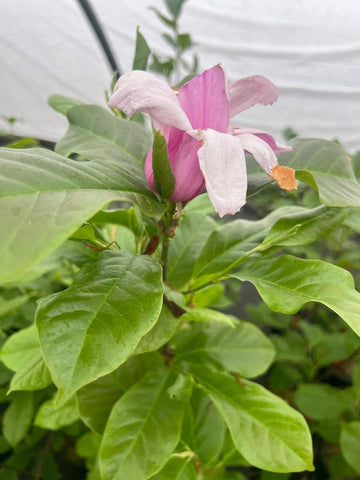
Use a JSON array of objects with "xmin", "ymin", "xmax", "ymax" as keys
[
  {"xmin": 161, "ymin": 232, "xmax": 171, "ymax": 281},
  {"xmin": 158, "ymin": 201, "xmax": 177, "ymax": 281}
]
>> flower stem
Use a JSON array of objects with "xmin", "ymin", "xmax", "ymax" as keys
[
  {"xmin": 158, "ymin": 201, "xmax": 178, "ymax": 281},
  {"xmin": 161, "ymin": 232, "xmax": 171, "ymax": 281}
]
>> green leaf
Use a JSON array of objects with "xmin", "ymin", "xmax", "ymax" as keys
[
  {"xmin": 0, "ymin": 295, "xmax": 29, "ymax": 318},
  {"xmin": 76, "ymin": 431, "xmax": 101, "ymax": 459},
  {"xmin": 77, "ymin": 353, "xmax": 162, "ymax": 434},
  {"xmin": 329, "ymin": 451, "xmax": 359, "ymax": 478},
  {"xmin": 99, "ymin": 367, "xmax": 187, "ymax": 480},
  {"xmin": 184, "ymin": 193, "xmax": 214, "ymax": 215},
  {"xmin": 168, "ymin": 213, "xmax": 217, "ymax": 289},
  {"xmin": 294, "ymin": 384, "xmax": 351, "ymax": 420},
  {"xmin": 270, "ymin": 332, "xmax": 308, "ymax": 365},
  {"xmin": 36, "ymin": 251, "xmax": 163, "ymax": 405},
  {"xmin": 187, "ymin": 389, "xmax": 226, "ymax": 466},
  {"xmin": 263, "ymin": 206, "xmax": 347, "ymax": 247},
  {"xmin": 3, "ymin": 392, "xmax": 34, "ymax": 446},
  {"xmin": 90, "ymin": 207, "xmax": 142, "ymax": 234},
  {"xmin": 180, "ymin": 308, "xmax": 236, "ymax": 326},
  {"xmin": 133, "ymin": 27, "xmax": 151, "ymax": 71},
  {"xmin": 173, "ymin": 320, "xmax": 274, "ymax": 378},
  {"xmin": 344, "ymin": 207, "xmax": 360, "ymax": 232},
  {"xmin": 177, "ymin": 33, "xmax": 192, "ymax": 51},
  {"xmin": 149, "ymin": 456, "xmax": 197, "ymax": 480},
  {"xmin": 0, "ymin": 469, "xmax": 18, "ymax": 480},
  {"xmin": 314, "ymin": 419, "xmax": 341, "ymax": 443},
  {"xmin": 165, "ymin": 0, "xmax": 187, "ymax": 19},
  {"xmin": 150, "ymin": 8, "xmax": 177, "ymax": 29},
  {"xmin": 352, "ymin": 362, "xmax": 360, "ymax": 398},
  {"xmin": 233, "ymin": 255, "xmax": 360, "ymax": 337},
  {"xmin": 152, "ymin": 130, "xmax": 175, "ymax": 199},
  {"xmin": 70, "ymin": 222, "xmax": 111, "ymax": 248},
  {"xmin": 340, "ymin": 422, "xmax": 360, "ymax": 474},
  {"xmin": 35, "ymin": 394, "xmax": 79, "ymax": 430},
  {"xmin": 191, "ymin": 206, "xmax": 321, "ymax": 289},
  {"xmin": 150, "ymin": 55, "xmax": 175, "ymax": 77},
  {"xmin": 0, "ymin": 147, "xmax": 162, "ymax": 284},
  {"xmin": 268, "ymin": 363, "xmax": 303, "ymax": 393},
  {"xmin": 313, "ymin": 330, "xmax": 360, "ymax": 367},
  {"xmin": 48, "ymin": 94, "xmax": 84, "ymax": 115},
  {"xmin": 135, "ymin": 304, "xmax": 180, "ymax": 354},
  {"xmin": 282, "ymin": 138, "xmax": 360, "ymax": 207},
  {"xmin": 191, "ymin": 285, "xmax": 224, "ymax": 308},
  {"xmin": 55, "ymin": 105, "xmax": 152, "ymax": 167},
  {"xmin": 162, "ymin": 33, "xmax": 176, "ymax": 47},
  {"xmin": 0, "ymin": 325, "xmax": 52, "ymax": 392},
  {"xmin": 6, "ymin": 137, "xmax": 40, "ymax": 149},
  {"xmin": 167, "ymin": 373, "xmax": 193, "ymax": 401},
  {"xmin": 189, "ymin": 366, "xmax": 313, "ymax": 473}
]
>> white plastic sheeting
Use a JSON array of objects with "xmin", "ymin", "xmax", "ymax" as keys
[{"xmin": 1, "ymin": 0, "xmax": 359, "ymax": 151}]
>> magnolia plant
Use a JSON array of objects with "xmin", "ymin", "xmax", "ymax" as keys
[
  {"xmin": 1, "ymin": 14, "xmax": 360, "ymax": 480},
  {"xmin": 109, "ymin": 65, "xmax": 296, "ymax": 217}
]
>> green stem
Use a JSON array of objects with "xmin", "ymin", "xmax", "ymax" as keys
[
  {"xmin": 159, "ymin": 201, "xmax": 177, "ymax": 281},
  {"xmin": 161, "ymin": 232, "xmax": 171, "ymax": 281},
  {"xmin": 186, "ymin": 224, "xmax": 300, "ymax": 293}
]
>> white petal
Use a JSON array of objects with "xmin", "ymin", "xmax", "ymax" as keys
[
  {"xmin": 109, "ymin": 70, "xmax": 192, "ymax": 131},
  {"xmin": 238, "ymin": 133, "xmax": 278, "ymax": 175},
  {"xmin": 196, "ymin": 129, "xmax": 247, "ymax": 217}
]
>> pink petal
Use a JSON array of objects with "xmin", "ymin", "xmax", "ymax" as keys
[
  {"xmin": 169, "ymin": 133, "xmax": 205, "ymax": 202},
  {"xmin": 178, "ymin": 65, "xmax": 229, "ymax": 133},
  {"xmin": 237, "ymin": 133, "xmax": 278, "ymax": 175},
  {"xmin": 231, "ymin": 126, "xmax": 292, "ymax": 153},
  {"xmin": 108, "ymin": 70, "xmax": 192, "ymax": 131},
  {"xmin": 228, "ymin": 75, "xmax": 278, "ymax": 118},
  {"xmin": 145, "ymin": 133, "xmax": 205, "ymax": 202},
  {"xmin": 194, "ymin": 129, "xmax": 247, "ymax": 217}
]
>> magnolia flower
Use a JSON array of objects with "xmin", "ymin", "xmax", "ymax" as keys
[{"xmin": 109, "ymin": 65, "xmax": 296, "ymax": 217}]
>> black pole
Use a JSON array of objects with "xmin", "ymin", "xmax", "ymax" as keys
[{"xmin": 77, "ymin": 0, "xmax": 121, "ymax": 77}]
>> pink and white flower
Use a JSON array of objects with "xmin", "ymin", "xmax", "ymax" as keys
[{"xmin": 109, "ymin": 65, "xmax": 296, "ymax": 217}]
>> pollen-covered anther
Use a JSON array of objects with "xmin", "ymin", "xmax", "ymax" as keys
[{"xmin": 270, "ymin": 165, "xmax": 297, "ymax": 191}]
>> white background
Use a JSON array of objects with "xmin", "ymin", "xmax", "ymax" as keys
[{"xmin": 1, "ymin": 0, "xmax": 359, "ymax": 151}]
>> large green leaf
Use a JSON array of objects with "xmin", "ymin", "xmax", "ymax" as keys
[
  {"xmin": 167, "ymin": 213, "xmax": 217, "ymax": 289},
  {"xmin": 36, "ymin": 251, "xmax": 163, "ymax": 405},
  {"xmin": 99, "ymin": 367, "xmax": 187, "ymax": 480},
  {"xmin": 232, "ymin": 255, "xmax": 360, "ymax": 337},
  {"xmin": 55, "ymin": 105, "xmax": 152, "ymax": 167},
  {"xmin": 0, "ymin": 148, "xmax": 162, "ymax": 284},
  {"xmin": 0, "ymin": 325, "xmax": 51, "ymax": 392},
  {"xmin": 282, "ymin": 138, "xmax": 360, "ymax": 207},
  {"xmin": 77, "ymin": 353, "xmax": 162, "ymax": 434},
  {"xmin": 191, "ymin": 206, "xmax": 343, "ymax": 289},
  {"xmin": 173, "ymin": 321, "xmax": 274, "ymax": 378},
  {"xmin": 189, "ymin": 366, "xmax": 313, "ymax": 473}
]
